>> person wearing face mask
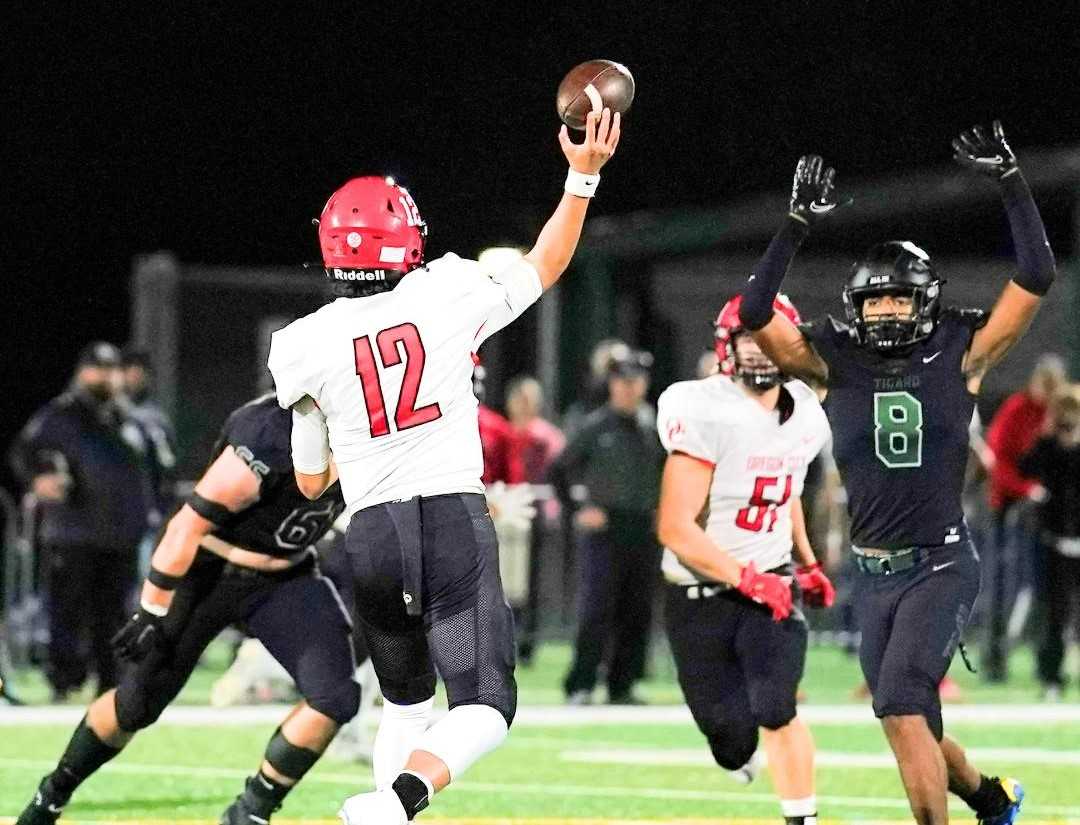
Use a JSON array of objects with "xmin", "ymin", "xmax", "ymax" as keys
[
  {"xmin": 1018, "ymin": 384, "xmax": 1080, "ymax": 701},
  {"xmin": 9, "ymin": 342, "xmax": 155, "ymax": 701}
]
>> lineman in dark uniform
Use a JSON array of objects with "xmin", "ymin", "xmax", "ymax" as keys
[
  {"xmin": 739, "ymin": 122, "xmax": 1049, "ymax": 825},
  {"xmin": 551, "ymin": 349, "xmax": 665, "ymax": 704},
  {"xmin": 9, "ymin": 342, "xmax": 154, "ymax": 699},
  {"xmin": 16, "ymin": 394, "xmax": 360, "ymax": 825}
]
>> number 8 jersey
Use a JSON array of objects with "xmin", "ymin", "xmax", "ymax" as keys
[
  {"xmin": 269, "ymin": 253, "xmax": 543, "ymax": 515},
  {"xmin": 656, "ymin": 375, "xmax": 831, "ymax": 585},
  {"xmin": 802, "ymin": 308, "xmax": 985, "ymax": 550}
]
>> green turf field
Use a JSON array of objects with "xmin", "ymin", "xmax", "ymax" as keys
[{"xmin": 1, "ymin": 643, "xmax": 1078, "ymax": 823}]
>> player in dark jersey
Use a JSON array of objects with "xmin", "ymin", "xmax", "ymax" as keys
[
  {"xmin": 737, "ymin": 123, "xmax": 1052, "ymax": 825},
  {"xmin": 16, "ymin": 394, "xmax": 360, "ymax": 825}
]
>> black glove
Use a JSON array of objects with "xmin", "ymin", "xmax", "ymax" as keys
[
  {"xmin": 951, "ymin": 120, "xmax": 1018, "ymax": 179},
  {"xmin": 111, "ymin": 606, "xmax": 165, "ymax": 663},
  {"xmin": 788, "ymin": 155, "xmax": 839, "ymax": 226}
]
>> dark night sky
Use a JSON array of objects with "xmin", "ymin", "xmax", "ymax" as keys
[{"xmin": 5, "ymin": 3, "xmax": 1079, "ymax": 457}]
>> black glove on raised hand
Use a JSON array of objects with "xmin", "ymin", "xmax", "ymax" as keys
[
  {"xmin": 111, "ymin": 606, "xmax": 165, "ymax": 663},
  {"xmin": 951, "ymin": 120, "xmax": 1018, "ymax": 179},
  {"xmin": 788, "ymin": 154, "xmax": 839, "ymax": 226}
]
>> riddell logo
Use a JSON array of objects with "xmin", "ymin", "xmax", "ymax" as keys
[{"xmin": 328, "ymin": 268, "xmax": 388, "ymax": 281}]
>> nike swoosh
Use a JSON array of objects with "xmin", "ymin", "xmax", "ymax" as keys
[
  {"xmin": 974, "ymin": 155, "xmax": 1004, "ymax": 165},
  {"xmin": 47, "ymin": 804, "xmax": 64, "ymax": 814},
  {"xmin": 922, "ymin": 352, "xmax": 942, "ymax": 363},
  {"xmin": 808, "ymin": 202, "xmax": 835, "ymax": 214},
  {"xmin": 932, "ymin": 561, "xmax": 955, "ymax": 572}
]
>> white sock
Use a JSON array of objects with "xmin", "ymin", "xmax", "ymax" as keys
[
  {"xmin": 781, "ymin": 796, "xmax": 817, "ymax": 819},
  {"xmin": 413, "ymin": 704, "xmax": 508, "ymax": 782},
  {"xmin": 372, "ymin": 696, "xmax": 434, "ymax": 789}
]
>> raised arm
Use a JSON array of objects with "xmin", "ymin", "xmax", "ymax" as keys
[
  {"xmin": 953, "ymin": 121, "xmax": 1056, "ymax": 389},
  {"xmin": 742, "ymin": 156, "xmax": 839, "ymax": 387},
  {"xmin": 524, "ymin": 109, "xmax": 621, "ymax": 290}
]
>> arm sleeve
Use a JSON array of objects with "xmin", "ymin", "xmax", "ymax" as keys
[
  {"xmin": 999, "ymin": 171, "xmax": 1056, "ymax": 296},
  {"xmin": 474, "ymin": 258, "xmax": 544, "ymax": 346},
  {"xmin": 740, "ymin": 217, "xmax": 811, "ymax": 330},
  {"xmin": 268, "ymin": 322, "xmax": 314, "ymax": 409},
  {"xmin": 290, "ymin": 397, "xmax": 331, "ymax": 474},
  {"xmin": 656, "ymin": 386, "xmax": 723, "ymax": 466}
]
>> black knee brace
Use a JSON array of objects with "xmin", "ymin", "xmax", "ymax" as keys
[
  {"xmin": 305, "ymin": 680, "xmax": 361, "ymax": 726},
  {"xmin": 753, "ymin": 702, "xmax": 798, "ymax": 732},
  {"xmin": 265, "ymin": 728, "xmax": 320, "ymax": 780},
  {"xmin": 114, "ymin": 682, "xmax": 169, "ymax": 733}
]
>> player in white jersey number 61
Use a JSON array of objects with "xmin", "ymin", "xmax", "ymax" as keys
[
  {"xmin": 268, "ymin": 108, "xmax": 620, "ymax": 824},
  {"xmin": 655, "ymin": 294, "xmax": 834, "ymax": 825}
]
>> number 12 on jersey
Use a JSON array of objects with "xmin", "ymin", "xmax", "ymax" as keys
[{"xmin": 353, "ymin": 323, "xmax": 442, "ymax": 438}]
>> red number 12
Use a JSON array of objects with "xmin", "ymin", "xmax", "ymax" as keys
[{"xmin": 353, "ymin": 323, "xmax": 442, "ymax": 438}]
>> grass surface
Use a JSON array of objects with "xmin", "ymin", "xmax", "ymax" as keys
[{"xmin": 1, "ymin": 642, "xmax": 1078, "ymax": 822}]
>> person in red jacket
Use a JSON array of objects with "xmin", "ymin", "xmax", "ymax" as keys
[{"xmin": 983, "ymin": 354, "xmax": 1067, "ymax": 680}]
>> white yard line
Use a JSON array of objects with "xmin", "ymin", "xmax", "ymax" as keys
[{"xmin": 3, "ymin": 703, "xmax": 1080, "ymax": 726}]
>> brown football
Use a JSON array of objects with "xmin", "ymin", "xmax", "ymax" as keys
[{"xmin": 556, "ymin": 59, "xmax": 635, "ymax": 131}]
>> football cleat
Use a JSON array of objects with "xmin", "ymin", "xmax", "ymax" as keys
[
  {"xmin": 339, "ymin": 788, "xmax": 408, "ymax": 825},
  {"xmin": 16, "ymin": 781, "xmax": 67, "ymax": 825},
  {"xmin": 978, "ymin": 777, "xmax": 1024, "ymax": 825},
  {"xmin": 219, "ymin": 776, "xmax": 280, "ymax": 824}
]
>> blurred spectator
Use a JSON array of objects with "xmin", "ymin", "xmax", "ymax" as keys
[
  {"xmin": 551, "ymin": 349, "xmax": 665, "ymax": 704},
  {"xmin": 561, "ymin": 338, "xmax": 631, "ymax": 437},
  {"xmin": 505, "ymin": 376, "xmax": 565, "ymax": 483},
  {"xmin": 1018, "ymin": 384, "xmax": 1080, "ymax": 700},
  {"xmin": 982, "ymin": 354, "xmax": 1067, "ymax": 681},
  {"xmin": 120, "ymin": 346, "xmax": 178, "ymax": 575},
  {"xmin": 473, "ymin": 360, "xmax": 518, "ymax": 484},
  {"xmin": 120, "ymin": 347, "xmax": 177, "ymax": 509},
  {"xmin": 8, "ymin": 342, "xmax": 154, "ymax": 700}
]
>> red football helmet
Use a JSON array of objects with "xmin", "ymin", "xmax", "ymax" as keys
[
  {"xmin": 318, "ymin": 176, "xmax": 427, "ymax": 277},
  {"xmin": 714, "ymin": 294, "xmax": 801, "ymax": 387}
]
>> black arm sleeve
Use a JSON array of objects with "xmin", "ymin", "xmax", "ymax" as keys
[
  {"xmin": 546, "ymin": 424, "xmax": 593, "ymax": 507},
  {"xmin": 999, "ymin": 171, "xmax": 1056, "ymax": 296},
  {"xmin": 740, "ymin": 216, "xmax": 811, "ymax": 331}
]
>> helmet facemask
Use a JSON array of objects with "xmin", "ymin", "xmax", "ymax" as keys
[
  {"xmin": 843, "ymin": 241, "xmax": 943, "ymax": 353},
  {"xmin": 732, "ymin": 331, "xmax": 784, "ymax": 392}
]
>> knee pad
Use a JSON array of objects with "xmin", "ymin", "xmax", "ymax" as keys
[
  {"xmin": 114, "ymin": 681, "xmax": 167, "ymax": 733},
  {"xmin": 306, "ymin": 679, "xmax": 361, "ymax": 726},
  {"xmin": 752, "ymin": 700, "xmax": 798, "ymax": 732},
  {"xmin": 704, "ymin": 722, "xmax": 759, "ymax": 771}
]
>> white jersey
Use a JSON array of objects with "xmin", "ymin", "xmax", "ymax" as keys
[
  {"xmin": 656, "ymin": 375, "xmax": 831, "ymax": 584},
  {"xmin": 268, "ymin": 253, "xmax": 542, "ymax": 514}
]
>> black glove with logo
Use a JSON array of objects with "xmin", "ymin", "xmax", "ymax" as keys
[
  {"xmin": 788, "ymin": 154, "xmax": 839, "ymax": 226},
  {"xmin": 951, "ymin": 120, "xmax": 1018, "ymax": 179},
  {"xmin": 111, "ymin": 606, "xmax": 165, "ymax": 663}
]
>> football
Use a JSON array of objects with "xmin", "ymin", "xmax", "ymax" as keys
[{"xmin": 556, "ymin": 59, "xmax": 635, "ymax": 131}]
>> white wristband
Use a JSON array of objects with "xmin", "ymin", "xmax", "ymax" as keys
[{"xmin": 565, "ymin": 168, "xmax": 600, "ymax": 198}]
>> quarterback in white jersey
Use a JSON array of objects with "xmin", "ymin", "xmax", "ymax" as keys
[
  {"xmin": 269, "ymin": 109, "xmax": 620, "ymax": 825},
  {"xmin": 655, "ymin": 295, "xmax": 834, "ymax": 825}
]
